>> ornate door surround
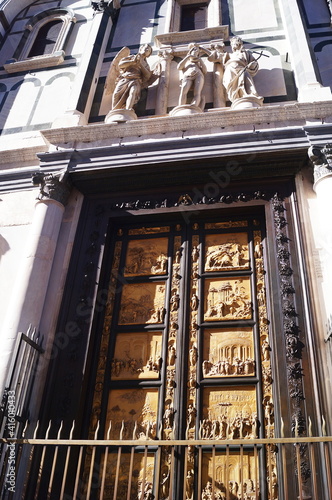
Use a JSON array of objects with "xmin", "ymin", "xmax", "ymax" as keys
[{"xmin": 87, "ymin": 209, "xmax": 277, "ymax": 499}]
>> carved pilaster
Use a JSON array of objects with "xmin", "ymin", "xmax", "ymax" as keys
[
  {"xmin": 272, "ymin": 193, "xmax": 311, "ymax": 498},
  {"xmin": 308, "ymin": 144, "xmax": 332, "ymax": 187},
  {"xmin": 32, "ymin": 169, "xmax": 72, "ymax": 206}
]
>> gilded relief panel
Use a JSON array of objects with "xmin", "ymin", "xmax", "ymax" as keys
[
  {"xmin": 101, "ymin": 452, "xmax": 155, "ymax": 499},
  {"xmin": 124, "ymin": 237, "xmax": 168, "ymax": 276},
  {"xmin": 201, "ymin": 452, "xmax": 258, "ymax": 499},
  {"xmin": 204, "ymin": 278, "xmax": 252, "ymax": 321},
  {"xmin": 119, "ymin": 282, "xmax": 166, "ymax": 324},
  {"xmin": 111, "ymin": 332, "xmax": 162, "ymax": 380},
  {"xmin": 107, "ymin": 388, "xmax": 158, "ymax": 440},
  {"xmin": 202, "ymin": 386, "xmax": 257, "ymax": 439},
  {"xmin": 205, "ymin": 232, "xmax": 249, "ymax": 272},
  {"xmin": 202, "ymin": 328, "xmax": 255, "ymax": 377}
]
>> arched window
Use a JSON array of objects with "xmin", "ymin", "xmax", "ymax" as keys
[
  {"xmin": 4, "ymin": 8, "xmax": 76, "ymax": 74},
  {"xmin": 28, "ymin": 19, "xmax": 63, "ymax": 57}
]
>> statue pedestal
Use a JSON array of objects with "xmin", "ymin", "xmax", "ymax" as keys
[
  {"xmin": 231, "ymin": 95, "xmax": 264, "ymax": 110},
  {"xmin": 105, "ymin": 108, "xmax": 138, "ymax": 123},
  {"xmin": 170, "ymin": 104, "xmax": 203, "ymax": 117}
]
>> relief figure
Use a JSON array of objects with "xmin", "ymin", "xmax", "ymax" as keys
[{"xmin": 205, "ymin": 279, "xmax": 251, "ymax": 321}]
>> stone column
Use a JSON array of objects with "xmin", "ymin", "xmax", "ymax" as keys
[
  {"xmin": 279, "ymin": 0, "xmax": 332, "ymax": 102},
  {"xmin": 155, "ymin": 49, "xmax": 174, "ymax": 116},
  {"xmin": 309, "ymin": 144, "xmax": 332, "ymax": 317},
  {"xmin": 0, "ymin": 169, "xmax": 71, "ymax": 396}
]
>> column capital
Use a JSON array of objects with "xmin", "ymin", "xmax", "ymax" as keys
[
  {"xmin": 91, "ymin": 1, "xmax": 120, "ymax": 20},
  {"xmin": 308, "ymin": 144, "xmax": 332, "ymax": 187},
  {"xmin": 32, "ymin": 169, "xmax": 72, "ymax": 205}
]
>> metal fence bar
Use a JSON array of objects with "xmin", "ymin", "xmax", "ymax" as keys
[
  {"xmin": 34, "ymin": 420, "xmax": 51, "ymax": 500},
  {"xmin": 212, "ymin": 444, "xmax": 216, "ymax": 498},
  {"xmin": 47, "ymin": 422, "xmax": 63, "ymax": 498},
  {"xmin": 324, "ymin": 441, "xmax": 332, "ymax": 495},
  {"xmin": 125, "ymin": 444, "xmax": 135, "ymax": 500},
  {"xmin": 1, "ymin": 430, "xmax": 332, "ymax": 499},
  {"xmin": 139, "ymin": 443, "xmax": 148, "ymax": 500},
  {"xmin": 4, "ymin": 436, "xmax": 332, "ymax": 446},
  {"xmin": 295, "ymin": 443, "xmax": 303, "ymax": 500},
  {"xmin": 72, "ymin": 445, "xmax": 84, "ymax": 500},
  {"xmin": 225, "ymin": 444, "xmax": 229, "ymax": 500},
  {"xmin": 197, "ymin": 445, "xmax": 202, "ymax": 500},
  {"xmin": 86, "ymin": 422, "xmax": 100, "ymax": 499},
  {"xmin": 254, "ymin": 444, "xmax": 258, "ymax": 500},
  {"xmin": 60, "ymin": 421, "xmax": 75, "ymax": 499},
  {"xmin": 100, "ymin": 421, "xmax": 111, "ymax": 500}
]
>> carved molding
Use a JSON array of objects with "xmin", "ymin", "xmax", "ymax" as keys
[
  {"xmin": 41, "ymin": 101, "xmax": 332, "ymax": 147},
  {"xmin": 271, "ymin": 193, "xmax": 310, "ymax": 494},
  {"xmin": 155, "ymin": 27, "xmax": 229, "ymax": 49}
]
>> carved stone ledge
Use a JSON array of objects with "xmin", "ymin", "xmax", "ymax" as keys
[
  {"xmin": 4, "ymin": 51, "xmax": 65, "ymax": 73},
  {"xmin": 41, "ymin": 101, "xmax": 332, "ymax": 147},
  {"xmin": 155, "ymin": 26, "xmax": 229, "ymax": 48}
]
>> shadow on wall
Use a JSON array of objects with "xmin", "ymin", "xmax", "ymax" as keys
[
  {"xmin": 0, "ymin": 233, "xmax": 10, "ymax": 262},
  {"xmin": 255, "ymin": 68, "xmax": 297, "ymax": 101}
]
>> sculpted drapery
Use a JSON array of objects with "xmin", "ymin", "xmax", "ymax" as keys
[{"xmin": 223, "ymin": 36, "xmax": 261, "ymax": 103}]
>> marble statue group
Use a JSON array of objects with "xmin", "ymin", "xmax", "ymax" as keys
[{"xmin": 104, "ymin": 36, "xmax": 263, "ymax": 122}]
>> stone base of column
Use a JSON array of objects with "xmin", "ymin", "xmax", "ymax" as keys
[
  {"xmin": 170, "ymin": 104, "xmax": 203, "ymax": 117},
  {"xmin": 231, "ymin": 95, "xmax": 263, "ymax": 110},
  {"xmin": 105, "ymin": 108, "xmax": 138, "ymax": 123}
]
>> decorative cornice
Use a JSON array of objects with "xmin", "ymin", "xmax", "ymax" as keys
[
  {"xmin": 31, "ymin": 168, "xmax": 72, "ymax": 205},
  {"xmin": 155, "ymin": 26, "xmax": 229, "ymax": 48},
  {"xmin": 41, "ymin": 101, "xmax": 332, "ymax": 147}
]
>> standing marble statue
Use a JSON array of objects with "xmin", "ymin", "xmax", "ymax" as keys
[
  {"xmin": 177, "ymin": 43, "xmax": 207, "ymax": 110},
  {"xmin": 223, "ymin": 36, "xmax": 263, "ymax": 108},
  {"xmin": 104, "ymin": 44, "xmax": 160, "ymax": 122}
]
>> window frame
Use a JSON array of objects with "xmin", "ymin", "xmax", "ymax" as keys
[
  {"xmin": 168, "ymin": 0, "xmax": 221, "ymax": 34},
  {"xmin": 4, "ymin": 8, "xmax": 76, "ymax": 74}
]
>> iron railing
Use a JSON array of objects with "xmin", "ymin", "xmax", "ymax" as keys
[{"xmin": 0, "ymin": 419, "xmax": 331, "ymax": 500}]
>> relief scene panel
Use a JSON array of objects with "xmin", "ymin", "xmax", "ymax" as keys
[
  {"xmin": 202, "ymin": 328, "xmax": 255, "ymax": 377},
  {"xmin": 111, "ymin": 332, "xmax": 162, "ymax": 380},
  {"xmin": 124, "ymin": 237, "xmax": 168, "ymax": 276},
  {"xmin": 107, "ymin": 388, "xmax": 158, "ymax": 440},
  {"xmin": 100, "ymin": 452, "xmax": 155, "ymax": 500},
  {"xmin": 202, "ymin": 386, "xmax": 258, "ymax": 440},
  {"xmin": 204, "ymin": 278, "xmax": 252, "ymax": 321},
  {"xmin": 204, "ymin": 232, "xmax": 249, "ymax": 272},
  {"xmin": 201, "ymin": 452, "xmax": 258, "ymax": 500},
  {"xmin": 119, "ymin": 282, "xmax": 166, "ymax": 325}
]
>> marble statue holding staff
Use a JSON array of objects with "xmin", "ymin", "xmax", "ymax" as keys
[{"xmin": 223, "ymin": 36, "xmax": 263, "ymax": 108}]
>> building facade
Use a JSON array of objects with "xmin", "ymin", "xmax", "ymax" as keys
[{"xmin": 0, "ymin": 0, "xmax": 332, "ymax": 498}]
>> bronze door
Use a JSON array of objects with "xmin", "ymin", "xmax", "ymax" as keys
[{"xmin": 89, "ymin": 213, "xmax": 274, "ymax": 499}]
